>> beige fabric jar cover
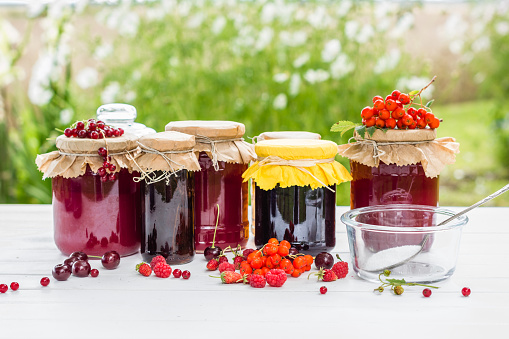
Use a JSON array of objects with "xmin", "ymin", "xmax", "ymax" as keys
[
  {"xmin": 133, "ymin": 131, "xmax": 200, "ymax": 184},
  {"xmin": 165, "ymin": 120, "xmax": 256, "ymax": 169},
  {"xmin": 36, "ymin": 134, "xmax": 139, "ymax": 179},
  {"xmin": 337, "ymin": 129, "xmax": 460, "ymax": 178}
]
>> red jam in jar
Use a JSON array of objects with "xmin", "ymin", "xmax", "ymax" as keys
[
  {"xmin": 194, "ymin": 152, "xmax": 249, "ymax": 252},
  {"xmin": 52, "ymin": 167, "xmax": 142, "ymax": 256}
]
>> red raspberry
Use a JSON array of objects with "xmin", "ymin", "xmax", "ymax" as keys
[
  {"xmin": 150, "ymin": 255, "xmax": 167, "ymax": 269},
  {"xmin": 136, "ymin": 262, "xmax": 152, "ymax": 277},
  {"xmin": 265, "ymin": 269, "xmax": 287, "ymax": 287},
  {"xmin": 153, "ymin": 262, "xmax": 172, "ymax": 278},
  {"xmin": 249, "ymin": 274, "xmax": 266, "ymax": 288},
  {"xmin": 218, "ymin": 256, "xmax": 228, "ymax": 264},
  {"xmin": 243, "ymin": 248, "xmax": 255, "ymax": 258},
  {"xmin": 220, "ymin": 271, "xmax": 243, "ymax": 284},
  {"xmin": 206, "ymin": 259, "xmax": 219, "ymax": 271},
  {"xmin": 218, "ymin": 262, "xmax": 235, "ymax": 273},
  {"xmin": 233, "ymin": 256, "xmax": 245, "ymax": 270},
  {"xmin": 331, "ymin": 259, "xmax": 349, "ymax": 279}
]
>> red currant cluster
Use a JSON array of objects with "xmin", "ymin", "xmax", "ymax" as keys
[
  {"xmin": 96, "ymin": 147, "xmax": 117, "ymax": 182},
  {"xmin": 360, "ymin": 89, "xmax": 441, "ymax": 130},
  {"xmin": 63, "ymin": 119, "xmax": 124, "ymax": 139}
]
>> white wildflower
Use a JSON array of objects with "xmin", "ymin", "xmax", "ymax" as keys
[
  {"xmin": 94, "ymin": 44, "xmax": 113, "ymax": 60},
  {"xmin": 261, "ymin": 2, "xmax": 278, "ymax": 24},
  {"xmin": 449, "ymin": 40, "xmax": 464, "ymax": 54},
  {"xmin": 256, "ymin": 27, "xmax": 274, "ymax": 51},
  {"xmin": 76, "ymin": 67, "xmax": 99, "ymax": 89},
  {"xmin": 307, "ymin": 6, "xmax": 332, "ymax": 29},
  {"xmin": 495, "ymin": 21, "xmax": 509, "ymax": 35},
  {"xmin": 211, "ymin": 16, "xmax": 227, "ymax": 35},
  {"xmin": 273, "ymin": 73, "xmax": 289, "ymax": 83},
  {"xmin": 279, "ymin": 30, "xmax": 307, "ymax": 47},
  {"xmin": 304, "ymin": 69, "xmax": 330, "ymax": 84},
  {"xmin": 473, "ymin": 72, "xmax": 486, "ymax": 84},
  {"xmin": 123, "ymin": 90, "xmax": 137, "ymax": 102},
  {"xmin": 59, "ymin": 108, "xmax": 73, "ymax": 125},
  {"xmin": 373, "ymin": 49, "xmax": 401, "ymax": 74},
  {"xmin": 101, "ymin": 82, "xmax": 121, "ymax": 104},
  {"xmin": 273, "ymin": 93, "xmax": 288, "ymax": 110},
  {"xmin": 471, "ymin": 36, "xmax": 490, "ymax": 52},
  {"xmin": 0, "ymin": 20, "xmax": 20, "ymax": 45},
  {"xmin": 187, "ymin": 13, "xmax": 205, "ymax": 29},
  {"xmin": 356, "ymin": 25, "xmax": 374, "ymax": 44},
  {"xmin": 330, "ymin": 54, "xmax": 355, "ymax": 80},
  {"xmin": 28, "ymin": 53, "xmax": 54, "ymax": 106},
  {"xmin": 345, "ymin": 20, "xmax": 359, "ymax": 40},
  {"xmin": 289, "ymin": 73, "xmax": 301, "ymax": 97},
  {"xmin": 336, "ymin": 0, "xmax": 352, "ymax": 17},
  {"xmin": 321, "ymin": 39, "xmax": 341, "ymax": 63},
  {"xmin": 293, "ymin": 52, "xmax": 310, "ymax": 68},
  {"xmin": 391, "ymin": 12, "xmax": 414, "ymax": 38}
]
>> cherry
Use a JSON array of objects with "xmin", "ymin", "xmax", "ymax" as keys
[
  {"xmin": 72, "ymin": 260, "xmax": 91, "ymax": 277},
  {"xmin": 204, "ymin": 204, "xmax": 222, "ymax": 260},
  {"xmin": 462, "ymin": 287, "xmax": 471, "ymax": 297},
  {"xmin": 40, "ymin": 277, "xmax": 50, "ymax": 286},
  {"xmin": 314, "ymin": 252, "xmax": 334, "ymax": 270},
  {"xmin": 422, "ymin": 288, "xmax": 432, "ymax": 297},
  {"xmin": 288, "ymin": 247, "xmax": 299, "ymax": 257},
  {"xmin": 320, "ymin": 286, "xmax": 327, "ymax": 295},
  {"xmin": 173, "ymin": 269, "xmax": 182, "ymax": 278},
  {"xmin": 70, "ymin": 251, "xmax": 88, "ymax": 261},
  {"xmin": 90, "ymin": 269, "xmax": 99, "ymax": 277},
  {"xmin": 64, "ymin": 256, "xmax": 79, "ymax": 267},
  {"xmin": 101, "ymin": 251, "xmax": 120, "ymax": 269},
  {"xmin": 52, "ymin": 264, "xmax": 72, "ymax": 281},
  {"xmin": 10, "ymin": 282, "xmax": 19, "ymax": 291},
  {"xmin": 182, "ymin": 270, "xmax": 191, "ymax": 279},
  {"xmin": 0, "ymin": 284, "xmax": 7, "ymax": 293}
]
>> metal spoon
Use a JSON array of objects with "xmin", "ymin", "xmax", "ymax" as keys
[{"xmin": 364, "ymin": 182, "xmax": 509, "ymax": 273}]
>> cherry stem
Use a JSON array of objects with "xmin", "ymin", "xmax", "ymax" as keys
[{"xmin": 211, "ymin": 203, "xmax": 219, "ymax": 249}]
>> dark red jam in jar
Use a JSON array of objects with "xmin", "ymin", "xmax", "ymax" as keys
[
  {"xmin": 141, "ymin": 171, "xmax": 195, "ymax": 264},
  {"xmin": 165, "ymin": 121, "xmax": 256, "ymax": 252},
  {"xmin": 244, "ymin": 139, "xmax": 352, "ymax": 255},
  {"xmin": 254, "ymin": 184, "xmax": 336, "ymax": 254},
  {"xmin": 52, "ymin": 167, "xmax": 142, "ymax": 256}
]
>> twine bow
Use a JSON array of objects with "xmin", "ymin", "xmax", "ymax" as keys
[
  {"xmin": 256, "ymin": 155, "xmax": 336, "ymax": 192},
  {"xmin": 195, "ymin": 135, "xmax": 244, "ymax": 171}
]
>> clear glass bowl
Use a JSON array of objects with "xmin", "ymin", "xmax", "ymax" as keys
[{"xmin": 341, "ymin": 204, "xmax": 468, "ymax": 283}]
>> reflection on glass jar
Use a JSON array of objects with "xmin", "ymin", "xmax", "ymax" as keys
[{"xmin": 52, "ymin": 166, "xmax": 142, "ymax": 256}]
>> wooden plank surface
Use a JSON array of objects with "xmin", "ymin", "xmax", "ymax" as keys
[{"xmin": 0, "ymin": 205, "xmax": 507, "ymax": 338}]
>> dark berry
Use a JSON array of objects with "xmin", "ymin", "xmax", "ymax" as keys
[
  {"xmin": 108, "ymin": 164, "xmax": 116, "ymax": 172},
  {"xmin": 90, "ymin": 131, "xmax": 99, "ymax": 139},
  {"xmin": 97, "ymin": 147, "xmax": 108, "ymax": 158},
  {"xmin": 72, "ymin": 260, "xmax": 91, "ymax": 277},
  {"xmin": 320, "ymin": 286, "xmax": 327, "ymax": 295},
  {"xmin": 64, "ymin": 128, "xmax": 73, "ymax": 137},
  {"xmin": 88, "ymin": 122, "xmax": 97, "ymax": 131},
  {"xmin": 108, "ymin": 173, "xmax": 117, "ymax": 181},
  {"xmin": 76, "ymin": 121, "xmax": 85, "ymax": 130},
  {"xmin": 462, "ymin": 287, "xmax": 471, "ymax": 297},
  {"xmin": 314, "ymin": 252, "xmax": 334, "ymax": 270},
  {"xmin": 0, "ymin": 284, "xmax": 7, "ymax": 293},
  {"xmin": 40, "ymin": 277, "xmax": 50, "ymax": 286},
  {"xmin": 63, "ymin": 256, "xmax": 79, "ymax": 267},
  {"xmin": 78, "ymin": 130, "xmax": 87, "ymax": 138},
  {"xmin": 182, "ymin": 270, "xmax": 191, "ymax": 279},
  {"xmin": 90, "ymin": 269, "xmax": 99, "ymax": 277},
  {"xmin": 52, "ymin": 264, "xmax": 72, "ymax": 281},
  {"xmin": 97, "ymin": 121, "xmax": 105, "ymax": 129},
  {"xmin": 100, "ymin": 175, "xmax": 109, "ymax": 183},
  {"xmin": 288, "ymin": 247, "xmax": 299, "ymax": 257},
  {"xmin": 103, "ymin": 161, "xmax": 110, "ymax": 168},
  {"xmin": 10, "ymin": 282, "xmax": 19, "ymax": 291},
  {"xmin": 70, "ymin": 251, "xmax": 88, "ymax": 261},
  {"xmin": 204, "ymin": 246, "xmax": 222, "ymax": 261},
  {"xmin": 173, "ymin": 269, "xmax": 182, "ymax": 278},
  {"xmin": 117, "ymin": 128, "xmax": 124, "ymax": 136},
  {"xmin": 97, "ymin": 167, "xmax": 107, "ymax": 177},
  {"xmin": 423, "ymin": 288, "xmax": 432, "ymax": 297},
  {"xmin": 101, "ymin": 251, "xmax": 120, "ymax": 269},
  {"xmin": 113, "ymin": 129, "xmax": 120, "ymax": 137}
]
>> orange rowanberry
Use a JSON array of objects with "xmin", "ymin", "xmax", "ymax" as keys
[
  {"xmin": 402, "ymin": 114, "xmax": 414, "ymax": 126},
  {"xmin": 391, "ymin": 90, "xmax": 401, "ymax": 100},
  {"xmin": 409, "ymin": 120, "xmax": 417, "ymax": 129},
  {"xmin": 293, "ymin": 256, "xmax": 306, "ymax": 270},
  {"xmin": 385, "ymin": 99, "xmax": 398, "ymax": 111},
  {"xmin": 303, "ymin": 264, "xmax": 311, "ymax": 272},
  {"xmin": 260, "ymin": 256, "xmax": 268, "ymax": 267},
  {"xmin": 303, "ymin": 255, "xmax": 314, "ymax": 266},
  {"xmin": 270, "ymin": 254, "xmax": 282, "ymax": 266},
  {"xmin": 372, "ymin": 95, "xmax": 384, "ymax": 103},
  {"xmin": 398, "ymin": 93, "xmax": 410, "ymax": 105},
  {"xmin": 375, "ymin": 118, "xmax": 385, "ymax": 128},
  {"xmin": 247, "ymin": 251, "xmax": 261, "ymax": 264},
  {"xmin": 385, "ymin": 118, "xmax": 397, "ymax": 129},
  {"xmin": 251, "ymin": 257, "xmax": 263, "ymax": 269},
  {"xmin": 364, "ymin": 117, "xmax": 376, "ymax": 127},
  {"xmin": 361, "ymin": 106, "xmax": 374, "ymax": 119},
  {"xmin": 407, "ymin": 107, "xmax": 417, "ymax": 117},
  {"xmin": 263, "ymin": 244, "xmax": 278, "ymax": 256},
  {"xmin": 279, "ymin": 259, "xmax": 294, "ymax": 274},
  {"xmin": 267, "ymin": 238, "xmax": 279, "ymax": 245},
  {"xmin": 266, "ymin": 259, "xmax": 276, "ymax": 269},
  {"xmin": 261, "ymin": 267, "xmax": 270, "ymax": 276},
  {"xmin": 291, "ymin": 268, "xmax": 303, "ymax": 278},
  {"xmin": 391, "ymin": 107, "xmax": 405, "ymax": 119},
  {"xmin": 396, "ymin": 119, "xmax": 405, "ymax": 130},
  {"xmin": 429, "ymin": 117, "xmax": 440, "ymax": 129},
  {"xmin": 279, "ymin": 240, "xmax": 291, "ymax": 249},
  {"xmin": 253, "ymin": 269, "xmax": 264, "ymax": 276},
  {"xmin": 424, "ymin": 112, "xmax": 435, "ymax": 124},
  {"xmin": 373, "ymin": 99, "xmax": 385, "ymax": 111},
  {"xmin": 277, "ymin": 245, "xmax": 289, "ymax": 257},
  {"xmin": 378, "ymin": 109, "xmax": 391, "ymax": 120},
  {"xmin": 240, "ymin": 263, "xmax": 252, "ymax": 275},
  {"xmin": 417, "ymin": 118, "xmax": 427, "ymax": 129}
]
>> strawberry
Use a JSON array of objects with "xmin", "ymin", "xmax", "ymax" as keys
[
  {"xmin": 308, "ymin": 268, "xmax": 338, "ymax": 282},
  {"xmin": 150, "ymin": 255, "xmax": 167, "ymax": 269},
  {"xmin": 249, "ymin": 274, "xmax": 266, "ymax": 288},
  {"xmin": 332, "ymin": 256, "xmax": 349, "ymax": 279},
  {"xmin": 218, "ymin": 262, "xmax": 235, "ymax": 273},
  {"xmin": 136, "ymin": 262, "xmax": 152, "ymax": 277},
  {"xmin": 265, "ymin": 269, "xmax": 287, "ymax": 287},
  {"xmin": 206, "ymin": 259, "xmax": 219, "ymax": 271},
  {"xmin": 220, "ymin": 271, "xmax": 243, "ymax": 284},
  {"xmin": 153, "ymin": 262, "xmax": 172, "ymax": 278}
]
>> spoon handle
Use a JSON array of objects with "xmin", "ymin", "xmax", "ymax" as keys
[{"xmin": 438, "ymin": 183, "xmax": 509, "ymax": 226}]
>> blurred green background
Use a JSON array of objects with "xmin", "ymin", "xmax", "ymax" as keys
[{"xmin": 1, "ymin": 0, "xmax": 508, "ymax": 206}]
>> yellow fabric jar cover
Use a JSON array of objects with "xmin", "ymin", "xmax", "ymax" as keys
[{"xmin": 242, "ymin": 139, "xmax": 352, "ymax": 190}]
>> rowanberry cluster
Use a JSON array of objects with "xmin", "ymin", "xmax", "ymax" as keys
[
  {"xmin": 360, "ymin": 89, "xmax": 441, "ymax": 130},
  {"xmin": 64, "ymin": 119, "xmax": 124, "ymax": 139}
]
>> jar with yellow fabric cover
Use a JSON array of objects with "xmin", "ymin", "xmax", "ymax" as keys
[{"xmin": 242, "ymin": 139, "xmax": 352, "ymax": 254}]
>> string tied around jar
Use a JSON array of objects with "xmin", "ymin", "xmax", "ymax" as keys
[
  {"xmin": 129, "ymin": 142, "xmax": 189, "ymax": 185},
  {"xmin": 348, "ymin": 136, "xmax": 431, "ymax": 167},
  {"xmin": 256, "ymin": 155, "xmax": 336, "ymax": 192},
  {"xmin": 195, "ymin": 134, "xmax": 245, "ymax": 171}
]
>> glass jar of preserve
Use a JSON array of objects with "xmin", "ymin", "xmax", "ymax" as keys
[
  {"xmin": 36, "ymin": 131, "xmax": 141, "ymax": 256},
  {"xmin": 165, "ymin": 121, "xmax": 256, "ymax": 252},
  {"xmin": 337, "ymin": 129, "xmax": 459, "ymax": 251},
  {"xmin": 134, "ymin": 131, "xmax": 201, "ymax": 264},
  {"xmin": 250, "ymin": 131, "xmax": 322, "ymax": 234},
  {"xmin": 243, "ymin": 139, "xmax": 352, "ymax": 255},
  {"xmin": 97, "ymin": 103, "xmax": 156, "ymax": 137}
]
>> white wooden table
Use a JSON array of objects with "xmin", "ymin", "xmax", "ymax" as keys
[{"xmin": 0, "ymin": 205, "xmax": 508, "ymax": 338}]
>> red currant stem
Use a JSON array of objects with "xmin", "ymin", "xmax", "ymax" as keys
[
  {"xmin": 88, "ymin": 255, "xmax": 102, "ymax": 259},
  {"xmin": 220, "ymin": 246, "xmax": 232, "ymax": 255},
  {"xmin": 211, "ymin": 203, "xmax": 219, "ymax": 249},
  {"xmin": 55, "ymin": 128, "xmax": 65, "ymax": 133},
  {"xmin": 409, "ymin": 76, "xmax": 437, "ymax": 106}
]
